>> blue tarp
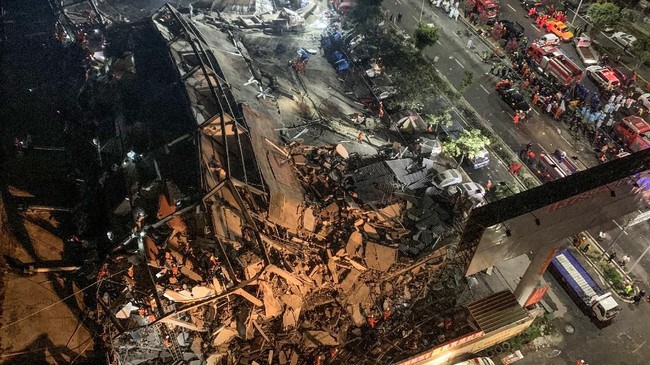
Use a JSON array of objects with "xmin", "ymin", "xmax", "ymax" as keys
[
  {"xmin": 551, "ymin": 249, "xmax": 603, "ymax": 301},
  {"xmin": 335, "ymin": 59, "xmax": 349, "ymax": 72}
]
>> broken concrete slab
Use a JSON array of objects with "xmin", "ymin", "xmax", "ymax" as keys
[
  {"xmin": 304, "ymin": 331, "xmax": 339, "ymax": 348},
  {"xmin": 346, "ymin": 231, "xmax": 363, "ymax": 257},
  {"xmin": 364, "ymin": 241, "xmax": 397, "ymax": 272}
]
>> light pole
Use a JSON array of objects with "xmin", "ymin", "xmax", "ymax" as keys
[
  {"xmin": 603, "ymin": 219, "xmax": 631, "ymax": 255},
  {"xmin": 419, "ymin": 0, "xmax": 426, "ymax": 23},
  {"xmin": 626, "ymin": 242, "xmax": 650, "ymax": 274},
  {"xmin": 571, "ymin": 0, "xmax": 584, "ymax": 25}
]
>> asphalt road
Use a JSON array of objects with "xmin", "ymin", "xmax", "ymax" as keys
[{"xmin": 383, "ymin": 0, "xmax": 599, "ymax": 182}]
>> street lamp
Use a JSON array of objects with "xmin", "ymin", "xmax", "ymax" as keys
[
  {"xmin": 571, "ymin": 0, "xmax": 584, "ymax": 25},
  {"xmin": 419, "ymin": 0, "xmax": 426, "ymax": 23}
]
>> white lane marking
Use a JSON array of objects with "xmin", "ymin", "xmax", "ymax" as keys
[
  {"xmin": 437, "ymin": 40, "xmax": 442, "ymax": 45},
  {"xmin": 454, "ymin": 31, "xmax": 461, "ymax": 39},
  {"xmin": 613, "ymin": 219, "xmax": 623, "ymax": 230},
  {"xmin": 507, "ymin": 4, "xmax": 516, "ymax": 12},
  {"xmin": 532, "ymin": 109, "xmax": 540, "ymax": 115},
  {"xmin": 480, "ymin": 84, "xmax": 490, "ymax": 94},
  {"xmin": 432, "ymin": 11, "xmax": 438, "ymax": 18},
  {"xmin": 633, "ymin": 341, "xmax": 647, "ymax": 353},
  {"xmin": 531, "ymin": 25, "xmax": 542, "ymax": 32},
  {"xmin": 559, "ymin": 134, "xmax": 573, "ymax": 147},
  {"xmin": 396, "ymin": 0, "xmax": 401, "ymax": 4},
  {"xmin": 413, "ymin": 15, "xmax": 418, "ymax": 22},
  {"xmin": 455, "ymin": 59, "xmax": 465, "ymax": 68}
]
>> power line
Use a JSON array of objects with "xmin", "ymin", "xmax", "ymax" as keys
[{"xmin": 0, "ymin": 268, "xmax": 127, "ymax": 331}]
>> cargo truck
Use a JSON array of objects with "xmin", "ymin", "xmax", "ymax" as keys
[{"xmin": 548, "ymin": 249, "xmax": 621, "ymax": 324}]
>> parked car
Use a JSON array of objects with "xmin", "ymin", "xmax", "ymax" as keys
[
  {"xmin": 638, "ymin": 93, "xmax": 650, "ymax": 110},
  {"xmin": 431, "ymin": 168, "xmax": 462, "ymax": 189},
  {"xmin": 612, "ymin": 32, "xmax": 637, "ymax": 48},
  {"xmin": 447, "ymin": 182, "xmax": 486, "ymax": 200},
  {"xmin": 500, "ymin": 20, "xmax": 524, "ymax": 41},
  {"xmin": 496, "ymin": 87, "xmax": 531, "ymax": 113},
  {"xmin": 419, "ymin": 137, "xmax": 443, "ymax": 158},
  {"xmin": 538, "ymin": 33, "xmax": 560, "ymax": 46}
]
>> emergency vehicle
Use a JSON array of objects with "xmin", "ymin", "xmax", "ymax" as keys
[
  {"xmin": 466, "ymin": 0, "xmax": 500, "ymax": 24},
  {"xmin": 533, "ymin": 151, "xmax": 579, "ymax": 182},
  {"xmin": 612, "ymin": 116, "xmax": 650, "ymax": 152},
  {"xmin": 585, "ymin": 66, "xmax": 621, "ymax": 90},
  {"xmin": 527, "ymin": 43, "xmax": 583, "ymax": 86}
]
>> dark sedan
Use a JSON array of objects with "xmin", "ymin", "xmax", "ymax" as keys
[{"xmin": 497, "ymin": 88, "xmax": 531, "ymax": 113}]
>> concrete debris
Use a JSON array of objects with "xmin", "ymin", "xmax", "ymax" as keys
[{"xmin": 67, "ymin": 2, "xmax": 481, "ymax": 365}]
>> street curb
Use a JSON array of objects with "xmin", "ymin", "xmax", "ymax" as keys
[{"xmin": 578, "ymin": 232, "xmax": 636, "ymax": 304}]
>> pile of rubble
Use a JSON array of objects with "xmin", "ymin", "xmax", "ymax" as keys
[{"xmin": 96, "ymin": 137, "xmax": 477, "ymax": 365}]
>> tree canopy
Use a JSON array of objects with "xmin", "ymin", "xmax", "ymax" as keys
[
  {"xmin": 349, "ymin": 0, "xmax": 383, "ymax": 28},
  {"xmin": 425, "ymin": 108, "xmax": 453, "ymax": 132},
  {"xmin": 459, "ymin": 71, "xmax": 474, "ymax": 94},
  {"xmin": 586, "ymin": 2, "xmax": 621, "ymax": 34},
  {"xmin": 443, "ymin": 129, "xmax": 491, "ymax": 164},
  {"xmin": 632, "ymin": 34, "xmax": 650, "ymax": 69},
  {"xmin": 414, "ymin": 24, "xmax": 439, "ymax": 50}
]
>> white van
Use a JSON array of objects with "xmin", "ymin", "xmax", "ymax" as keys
[{"xmin": 538, "ymin": 33, "xmax": 560, "ymax": 47}]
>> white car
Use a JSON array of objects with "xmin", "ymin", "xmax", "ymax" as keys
[
  {"xmin": 430, "ymin": 168, "xmax": 462, "ymax": 189},
  {"xmin": 419, "ymin": 137, "xmax": 442, "ymax": 158},
  {"xmin": 447, "ymin": 182, "xmax": 486, "ymax": 200},
  {"xmin": 639, "ymin": 93, "xmax": 650, "ymax": 110},
  {"xmin": 612, "ymin": 32, "xmax": 637, "ymax": 48},
  {"xmin": 538, "ymin": 33, "xmax": 560, "ymax": 47}
]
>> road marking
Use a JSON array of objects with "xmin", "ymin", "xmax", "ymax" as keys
[
  {"xmin": 612, "ymin": 219, "xmax": 628, "ymax": 234},
  {"xmin": 432, "ymin": 11, "xmax": 438, "ymax": 18},
  {"xmin": 480, "ymin": 84, "xmax": 490, "ymax": 94},
  {"xmin": 454, "ymin": 31, "xmax": 461, "ymax": 39},
  {"xmin": 559, "ymin": 134, "xmax": 574, "ymax": 147},
  {"xmin": 437, "ymin": 40, "xmax": 442, "ymax": 45},
  {"xmin": 507, "ymin": 4, "xmax": 516, "ymax": 11},
  {"xmin": 396, "ymin": 0, "xmax": 401, "ymax": 3},
  {"xmin": 633, "ymin": 340, "xmax": 647, "ymax": 353},
  {"xmin": 455, "ymin": 58, "xmax": 465, "ymax": 68},
  {"xmin": 413, "ymin": 15, "xmax": 418, "ymax": 22},
  {"xmin": 531, "ymin": 25, "xmax": 542, "ymax": 32},
  {"xmin": 532, "ymin": 109, "xmax": 540, "ymax": 116}
]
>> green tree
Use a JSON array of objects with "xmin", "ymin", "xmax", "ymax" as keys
[
  {"xmin": 458, "ymin": 71, "xmax": 474, "ymax": 94},
  {"xmin": 414, "ymin": 24, "xmax": 439, "ymax": 51},
  {"xmin": 586, "ymin": 2, "xmax": 621, "ymax": 35},
  {"xmin": 425, "ymin": 108, "xmax": 453, "ymax": 134},
  {"xmin": 442, "ymin": 129, "xmax": 491, "ymax": 166},
  {"xmin": 494, "ymin": 181, "xmax": 520, "ymax": 200},
  {"xmin": 632, "ymin": 34, "xmax": 650, "ymax": 69},
  {"xmin": 349, "ymin": 0, "xmax": 382, "ymax": 29}
]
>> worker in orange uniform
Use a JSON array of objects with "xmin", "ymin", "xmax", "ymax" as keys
[
  {"xmin": 367, "ymin": 315, "xmax": 378, "ymax": 328},
  {"xmin": 513, "ymin": 112, "xmax": 520, "ymax": 124},
  {"xmin": 357, "ymin": 131, "xmax": 364, "ymax": 143}
]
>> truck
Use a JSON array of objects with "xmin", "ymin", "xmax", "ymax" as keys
[
  {"xmin": 465, "ymin": 0, "xmax": 500, "ymax": 25},
  {"xmin": 533, "ymin": 151, "xmax": 578, "ymax": 182},
  {"xmin": 527, "ymin": 43, "xmax": 583, "ymax": 87},
  {"xmin": 548, "ymin": 249, "xmax": 621, "ymax": 324},
  {"xmin": 574, "ymin": 36, "xmax": 599, "ymax": 66},
  {"xmin": 612, "ymin": 115, "xmax": 650, "ymax": 152}
]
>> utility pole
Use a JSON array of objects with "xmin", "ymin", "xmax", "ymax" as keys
[
  {"xmin": 603, "ymin": 219, "xmax": 631, "ymax": 254},
  {"xmin": 572, "ymin": 0, "xmax": 584, "ymax": 24},
  {"xmin": 626, "ymin": 242, "xmax": 650, "ymax": 274},
  {"xmin": 419, "ymin": 0, "xmax": 425, "ymax": 23}
]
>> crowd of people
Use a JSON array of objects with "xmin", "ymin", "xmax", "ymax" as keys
[{"xmin": 485, "ymin": 19, "xmax": 646, "ymax": 163}]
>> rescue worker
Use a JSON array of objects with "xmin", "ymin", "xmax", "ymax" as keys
[
  {"xmin": 513, "ymin": 112, "xmax": 520, "ymax": 124},
  {"xmin": 496, "ymin": 79, "xmax": 511, "ymax": 90},
  {"xmin": 527, "ymin": 6, "xmax": 536, "ymax": 18}
]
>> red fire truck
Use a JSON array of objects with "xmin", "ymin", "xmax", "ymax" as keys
[
  {"xmin": 465, "ymin": 0, "xmax": 500, "ymax": 24},
  {"xmin": 613, "ymin": 116, "xmax": 650, "ymax": 152},
  {"xmin": 527, "ymin": 43, "xmax": 583, "ymax": 87}
]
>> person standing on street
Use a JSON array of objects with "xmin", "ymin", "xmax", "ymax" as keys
[
  {"xmin": 608, "ymin": 252, "xmax": 617, "ymax": 263},
  {"xmin": 466, "ymin": 38, "xmax": 473, "ymax": 49},
  {"xmin": 397, "ymin": 13, "xmax": 402, "ymax": 23}
]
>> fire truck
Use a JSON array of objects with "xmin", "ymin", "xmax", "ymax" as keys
[
  {"xmin": 465, "ymin": 0, "xmax": 500, "ymax": 24},
  {"xmin": 533, "ymin": 151, "xmax": 579, "ymax": 182},
  {"xmin": 527, "ymin": 43, "xmax": 583, "ymax": 87},
  {"xmin": 612, "ymin": 116, "xmax": 650, "ymax": 152}
]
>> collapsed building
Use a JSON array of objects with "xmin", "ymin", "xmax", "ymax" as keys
[{"xmin": 42, "ymin": 2, "xmax": 536, "ymax": 365}]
